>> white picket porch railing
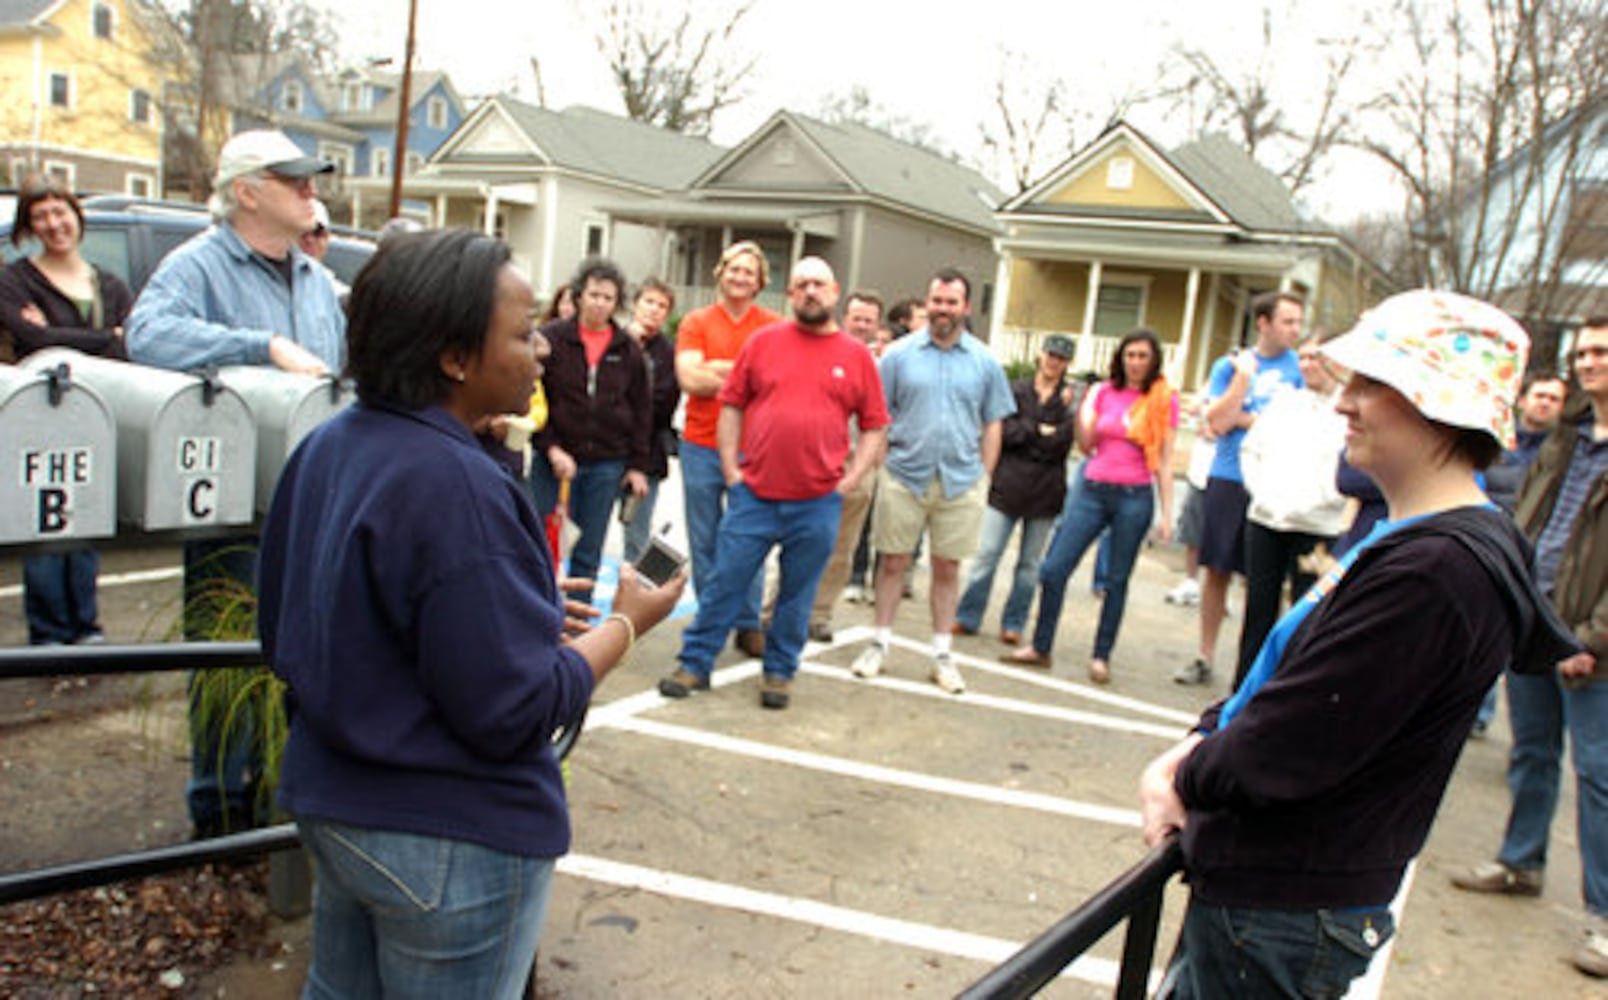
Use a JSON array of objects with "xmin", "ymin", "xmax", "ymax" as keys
[{"xmin": 990, "ymin": 326, "xmax": 1180, "ymax": 377}]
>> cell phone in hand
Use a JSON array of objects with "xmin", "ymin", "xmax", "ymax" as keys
[{"xmin": 635, "ymin": 535, "xmax": 687, "ymax": 587}]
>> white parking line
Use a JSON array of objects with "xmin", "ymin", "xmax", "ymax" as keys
[
  {"xmin": 797, "ymin": 662, "xmax": 1187, "ymax": 740},
  {"xmin": 557, "ymin": 853, "xmax": 1139, "ymax": 991},
  {"xmin": 0, "ymin": 564, "xmax": 181, "ymax": 599},
  {"xmin": 600, "ymin": 714, "xmax": 1143, "ymax": 827}
]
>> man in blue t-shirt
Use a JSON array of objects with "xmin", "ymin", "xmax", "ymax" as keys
[{"xmin": 1175, "ymin": 291, "xmax": 1305, "ymax": 686}]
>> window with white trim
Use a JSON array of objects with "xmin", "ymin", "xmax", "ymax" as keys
[
  {"xmin": 92, "ymin": 2, "xmax": 114, "ymax": 40},
  {"xmin": 343, "ymin": 82, "xmax": 363, "ymax": 111},
  {"xmin": 372, "ymin": 148, "xmax": 389, "ymax": 178},
  {"xmin": 1092, "ymin": 282, "xmax": 1146, "ymax": 337},
  {"xmin": 584, "ymin": 221, "xmax": 606, "ymax": 257},
  {"xmin": 130, "ymin": 89, "xmax": 153, "ymax": 126},
  {"xmin": 427, "ymin": 95, "xmax": 447, "ymax": 130},
  {"xmin": 127, "ymin": 173, "xmax": 154, "ymax": 198},
  {"xmin": 42, "ymin": 161, "xmax": 74, "ymax": 189},
  {"xmin": 49, "ymin": 72, "xmax": 71, "ymax": 109},
  {"xmin": 404, "ymin": 152, "xmax": 423, "ymax": 176},
  {"xmin": 282, "ymin": 79, "xmax": 303, "ymax": 114},
  {"xmin": 1106, "ymin": 156, "xmax": 1135, "ymax": 191},
  {"xmin": 10, "ymin": 157, "xmax": 29, "ymax": 184}
]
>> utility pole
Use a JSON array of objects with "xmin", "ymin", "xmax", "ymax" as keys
[{"xmin": 387, "ymin": 0, "xmax": 419, "ymax": 220}]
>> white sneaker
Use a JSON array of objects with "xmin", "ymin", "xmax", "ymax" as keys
[
  {"xmin": 851, "ymin": 643, "xmax": 885, "ymax": 679},
  {"xmin": 842, "ymin": 584, "xmax": 867, "ymax": 604},
  {"xmin": 1164, "ymin": 579, "xmax": 1200, "ymax": 606},
  {"xmin": 931, "ymin": 654, "xmax": 966, "ymax": 694}
]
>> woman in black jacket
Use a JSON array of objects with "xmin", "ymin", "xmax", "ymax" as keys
[
  {"xmin": 0, "ymin": 181, "xmax": 131, "ymax": 645},
  {"xmin": 1140, "ymin": 290, "xmax": 1581, "ymax": 998}
]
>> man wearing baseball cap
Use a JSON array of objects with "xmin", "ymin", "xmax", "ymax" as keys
[{"xmin": 125, "ymin": 128, "xmax": 347, "ymax": 840}]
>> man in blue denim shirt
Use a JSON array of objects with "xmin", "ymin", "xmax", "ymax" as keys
[
  {"xmin": 127, "ymin": 129, "xmax": 345, "ymax": 840},
  {"xmin": 850, "ymin": 268, "xmax": 1014, "ymax": 694}
]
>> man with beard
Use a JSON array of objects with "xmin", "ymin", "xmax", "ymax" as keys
[
  {"xmin": 660, "ymin": 258, "xmax": 889, "ymax": 709},
  {"xmin": 851, "ymin": 268, "xmax": 1014, "ymax": 694}
]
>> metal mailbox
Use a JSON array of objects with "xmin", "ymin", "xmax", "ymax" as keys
[
  {"xmin": 0, "ymin": 359, "xmax": 118, "ymax": 544},
  {"xmin": 25, "ymin": 349, "xmax": 257, "ymax": 532},
  {"xmin": 218, "ymin": 366, "xmax": 353, "ymax": 514}
]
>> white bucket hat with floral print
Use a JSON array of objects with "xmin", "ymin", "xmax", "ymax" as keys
[{"xmin": 1319, "ymin": 289, "xmax": 1529, "ymax": 449}]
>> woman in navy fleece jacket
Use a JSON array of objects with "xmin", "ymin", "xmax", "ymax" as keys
[
  {"xmin": 1139, "ymin": 290, "xmax": 1581, "ymax": 999},
  {"xmin": 258, "ymin": 229, "xmax": 683, "ymax": 999}
]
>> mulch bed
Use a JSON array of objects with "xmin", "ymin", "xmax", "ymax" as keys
[{"xmin": 0, "ymin": 859, "xmax": 275, "ymax": 998}]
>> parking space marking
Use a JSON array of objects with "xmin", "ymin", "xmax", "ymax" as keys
[
  {"xmin": 796, "ymin": 663, "xmax": 1187, "ymax": 740},
  {"xmin": 0, "ymin": 564, "xmax": 181, "ymax": 599},
  {"xmin": 602, "ymin": 715, "xmax": 1143, "ymax": 827},
  {"xmin": 558, "ymin": 853, "xmax": 1137, "ymax": 990}
]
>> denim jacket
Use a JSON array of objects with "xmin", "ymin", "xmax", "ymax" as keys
[{"xmin": 126, "ymin": 221, "xmax": 345, "ymax": 372}]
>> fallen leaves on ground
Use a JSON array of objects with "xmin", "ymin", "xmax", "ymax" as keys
[{"xmin": 0, "ymin": 859, "xmax": 273, "ymax": 998}]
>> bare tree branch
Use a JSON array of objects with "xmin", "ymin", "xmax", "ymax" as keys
[{"xmin": 588, "ymin": 0, "xmax": 756, "ymax": 136}]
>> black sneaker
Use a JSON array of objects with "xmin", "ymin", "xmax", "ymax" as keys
[
  {"xmin": 759, "ymin": 674, "xmax": 791, "ymax": 710},
  {"xmin": 658, "ymin": 669, "xmax": 710, "ymax": 698}
]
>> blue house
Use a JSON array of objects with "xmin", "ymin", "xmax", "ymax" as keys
[{"xmin": 218, "ymin": 54, "xmax": 467, "ymax": 227}]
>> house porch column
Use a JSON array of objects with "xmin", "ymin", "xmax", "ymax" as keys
[
  {"xmin": 1079, "ymin": 259, "xmax": 1103, "ymax": 370},
  {"xmin": 1174, "ymin": 267, "xmax": 1201, "ymax": 384}
]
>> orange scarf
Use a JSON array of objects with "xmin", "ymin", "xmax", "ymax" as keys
[{"xmin": 1125, "ymin": 377, "xmax": 1175, "ymax": 474}]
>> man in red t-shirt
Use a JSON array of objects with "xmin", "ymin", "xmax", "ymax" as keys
[
  {"xmin": 661, "ymin": 258, "xmax": 888, "ymax": 710},
  {"xmin": 674, "ymin": 241, "xmax": 781, "ymax": 657}
]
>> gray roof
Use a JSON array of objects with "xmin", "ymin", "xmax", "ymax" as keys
[
  {"xmin": 1166, "ymin": 133, "xmax": 1303, "ymax": 232},
  {"xmin": 781, "ymin": 114, "xmax": 1005, "ymax": 232},
  {"xmin": 0, "ymin": 0, "xmax": 58, "ymax": 27},
  {"xmin": 490, "ymin": 99, "xmax": 726, "ymax": 190},
  {"xmin": 333, "ymin": 71, "xmax": 460, "ymax": 128}
]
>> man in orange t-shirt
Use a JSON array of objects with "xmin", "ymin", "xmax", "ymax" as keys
[{"xmin": 675, "ymin": 241, "xmax": 781, "ymax": 655}]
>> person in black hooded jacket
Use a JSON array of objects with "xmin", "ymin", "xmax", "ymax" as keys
[{"xmin": 1139, "ymin": 289, "xmax": 1582, "ymax": 1000}]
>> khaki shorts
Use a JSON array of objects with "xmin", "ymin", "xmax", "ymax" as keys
[{"xmin": 871, "ymin": 468, "xmax": 986, "ymax": 561}]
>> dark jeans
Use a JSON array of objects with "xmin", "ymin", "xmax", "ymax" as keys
[
  {"xmin": 1030, "ymin": 479, "xmax": 1152, "ymax": 660},
  {"xmin": 528, "ymin": 457, "xmax": 627, "ymax": 606},
  {"xmin": 23, "ymin": 549, "xmax": 101, "ymax": 644},
  {"xmin": 183, "ymin": 536, "xmax": 264, "ymax": 832},
  {"xmin": 1160, "ymin": 897, "xmax": 1394, "ymax": 999},
  {"xmin": 1236, "ymin": 523, "xmax": 1332, "ymax": 687}
]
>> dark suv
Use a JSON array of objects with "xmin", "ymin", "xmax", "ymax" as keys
[{"xmin": 1, "ymin": 195, "xmax": 374, "ymax": 294}]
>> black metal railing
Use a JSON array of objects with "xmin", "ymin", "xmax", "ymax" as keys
[
  {"xmin": 957, "ymin": 836, "xmax": 1184, "ymax": 1000},
  {"xmin": 0, "ymin": 641, "xmax": 584, "ymax": 905}
]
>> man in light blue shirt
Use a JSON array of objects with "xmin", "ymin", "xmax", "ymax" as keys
[
  {"xmin": 127, "ymin": 129, "xmax": 345, "ymax": 840},
  {"xmin": 851, "ymin": 268, "xmax": 1015, "ymax": 694},
  {"xmin": 1174, "ymin": 290, "xmax": 1305, "ymax": 687}
]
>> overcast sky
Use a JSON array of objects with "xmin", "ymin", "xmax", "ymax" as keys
[{"xmin": 330, "ymin": 0, "xmax": 1407, "ymax": 222}]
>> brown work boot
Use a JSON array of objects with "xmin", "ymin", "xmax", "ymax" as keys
[
  {"xmin": 758, "ymin": 674, "xmax": 791, "ymax": 710},
  {"xmin": 734, "ymin": 629, "xmax": 765, "ymax": 657},
  {"xmin": 658, "ymin": 669, "xmax": 710, "ymax": 699},
  {"xmin": 1449, "ymin": 861, "xmax": 1543, "ymax": 897}
]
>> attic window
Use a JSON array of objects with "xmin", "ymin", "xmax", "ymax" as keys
[
  {"xmin": 282, "ymin": 80, "xmax": 303, "ymax": 114},
  {"xmin": 92, "ymin": 3, "xmax": 114, "ymax": 40},
  {"xmin": 773, "ymin": 138, "xmax": 795, "ymax": 167},
  {"xmin": 1106, "ymin": 157, "xmax": 1135, "ymax": 190},
  {"xmin": 427, "ymin": 96, "xmax": 447, "ymax": 130},
  {"xmin": 343, "ymin": 83, "xmax": 362, "ymax": 111}
]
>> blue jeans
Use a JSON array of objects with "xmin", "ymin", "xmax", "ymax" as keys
[
  {"xmin": 955, "ymin": 507, "xmax": 1054, "ymax": 635},
  {"xmin": 529, "ymin": 457, "xmax": 625, "ymax": 605},
  {"xmin": 1160, "ymin": 897, "xmax": 1394, "ymax": 999},
  {"xmin": 620, "ymin": 476, "xmax": 662, "ymax": 564},
  {"xmin": 680, "ymin": 442, "xmax": 763, "ymax": 631},
  {"xmin": 23, "ymin": 549, "xmax": 101, "ymax": 644},
  {"xmin": 183, "ymin": 536, "xmax": 263, "ymax": 830},
  {"xmin": 1498, "ymin": 670, "xmax": 1608, "ymax": 916},
  {"xmin": 678, "ymin": 484, "xmax": 840, "ymax": 681},
  {"xmin": 298, "ymin": 818, "xmax": 555, "ymax": 1000},
  {"xmin": 1476, "ymin": 682, "xmax": 1499, "ymax": 730},
  {"xmin": 1031, "ymin": 479, "xmax": 1153, "ymax": 659}
]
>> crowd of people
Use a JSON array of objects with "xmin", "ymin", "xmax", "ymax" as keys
[{"xmin": 6, "ymin": 124, "xmax": 1607, "ymax": 994}]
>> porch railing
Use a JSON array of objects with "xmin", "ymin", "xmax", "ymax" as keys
[{"xmin": 992, "ymin": 327, "xmax": 1180, "ymax": 379}]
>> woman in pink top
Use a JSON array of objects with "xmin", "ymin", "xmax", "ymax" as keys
[{"xmin": 1004, "ymin": 329, "xmax": 1177, "ymax": 683}]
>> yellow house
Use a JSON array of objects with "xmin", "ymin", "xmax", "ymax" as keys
[
  {"xmin": 0, "ymin": 0, "xmax": 166, "ymax": 196},
  {"xmin": 991, "ymin": 122, "xmax": 1392, "ymax": 391}
]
